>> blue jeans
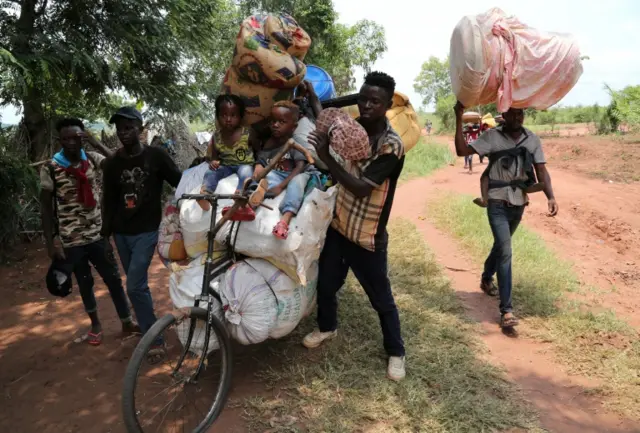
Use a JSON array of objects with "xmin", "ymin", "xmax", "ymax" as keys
[
  {"xmin": 203, "ymin": 164, "xmax": 254, "ymax": 193},
  {"xmin": 482, "ymin": 201, "xmax": 525, "ymax": 314},
  {"xmin": 62, "ymin": 238, "xmax": 132, "ymax": 321},
  {"xmin": 317, "ymin": 227, "xmax": 405, "ymax": 357},
  {"xmin": 464, "ymin": 154, "xmax": 473, "ymax": 166},
  {"xmin": 265, "ymin": 171, "xmax": 321, "ymax": 215},
  {"xmin": 114, "ymin": 231, "xmax": 160, "ymax": 340}
]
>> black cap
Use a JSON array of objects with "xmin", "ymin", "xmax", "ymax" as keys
[
  {"xmin": 46, "ymin": 260, "xmax": 72, "ymax": 298},
  {"xmin": 109, "ymin": 106, "xmax": 143, "ymax": 124}
]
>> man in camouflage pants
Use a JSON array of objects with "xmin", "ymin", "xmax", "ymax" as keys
[{"xmin": 40, "ymin": 118, "xmax": 139, "ymax": 346}]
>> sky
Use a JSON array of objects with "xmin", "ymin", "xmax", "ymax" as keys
[
  {"xmin": 333, "ymin": 0, "xmax": 640, "ymax": 110},
  {"xmin": 2, "ymin": 0, "xmax": 639, "ymax": 123}
]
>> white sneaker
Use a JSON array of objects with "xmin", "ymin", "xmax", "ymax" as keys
[
  {"xmin": 387, "ymin": 356, "xmax": 406, "ymax": 381},
  {"xmin": 302, "ymin": 329, "xmax": 337, "ymax": 349}
]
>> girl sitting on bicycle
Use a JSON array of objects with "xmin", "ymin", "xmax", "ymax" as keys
[
  {"xmin": 202, "ymin": 95, "xmax": 256, "ymax": 217},
  {"xmin": 253, "ymin": 101, "xmax": 322, "ymax": 240}
]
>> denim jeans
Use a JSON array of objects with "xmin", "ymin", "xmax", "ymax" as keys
[
  {"xmin": 482, "ymin": 201, "xmax": 525, "ymax": 314},
  {"xmin": 62, "ymin": 238, "xmax": 132, "ymax": 321},
  {"xmin": 464, "ymin": 154, "xmax": 473, "ymax": 166},
  {"xmin": 203, "ymin": 164, "xmax": 253, "ymax": 193},
  {"xmin": 114, "ymin": 231, "xmax": 160, "ymax": 339},
  {"xmin": 316, "ymin": 227, "xmax": 405, "ymax": 357},
  {"xmin": 266, "ymin": 170, "xmax": 321, "ymax": 215}
]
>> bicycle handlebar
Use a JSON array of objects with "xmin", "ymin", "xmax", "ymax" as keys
[{"xmin": 180, "ymin": 192, "xmax": 277, "ymax": 202}]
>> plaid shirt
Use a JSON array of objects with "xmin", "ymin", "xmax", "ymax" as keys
[{"xmin": 331, "ymin": 120, "xmax": 405, "ymax": 251}]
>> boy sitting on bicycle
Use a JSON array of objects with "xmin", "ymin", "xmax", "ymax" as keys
[{"xmin": 253, "ymin": 101, "xmax": 322, "ymax": 240}]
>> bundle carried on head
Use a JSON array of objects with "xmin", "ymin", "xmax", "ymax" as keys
[
  {"xmin": 450, "ymin": 8, "xmax": 583, "ymax": 112},
  {"xmin": 316, "ymin": 108, "xmax": 370, "ymax": 161},
  {"xmin": 223, "ymin": 14, "xmax": 311, "ymax": 125}
]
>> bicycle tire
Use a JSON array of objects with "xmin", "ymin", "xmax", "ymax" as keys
[{"xmin": 122, "ymin": 308, "xmax": 233, "ymax": 433}]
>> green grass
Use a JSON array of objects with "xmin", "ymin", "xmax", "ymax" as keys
[
  {"xmin": 429, "ymin": 194, "xmax": 640, "ymax": 419},
  {"xmin": 241, "ymin": 219, "xmax": 542, "ymax": 433},
  {"xmin": 401, "ymin": 138, "xmax": 455, "ymax": 182}
]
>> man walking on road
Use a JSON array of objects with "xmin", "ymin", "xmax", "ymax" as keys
[
  {"xmin": 102, "ymin": 107, "xmax": 182, "ymax": 351},
  {"xmin": 306, "ymin": 72, "xmax": 406, "ymax": 381},
  {"xmin": 453, "ymin": 102, "xmax": 559, "ymax": 329}
]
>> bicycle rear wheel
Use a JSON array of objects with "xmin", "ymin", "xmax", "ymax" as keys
[{"xmin": 122, "ymin": 307, "xmax": 233, "ymax": 433}]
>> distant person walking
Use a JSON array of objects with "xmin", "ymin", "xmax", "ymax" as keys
[
  {"xmin": 426, "ymin": 120, "xmax": 432, "ymax": 135},
  {"xmin": 453, "ymin": 102, "xmax": 559, "ymax": 330}
]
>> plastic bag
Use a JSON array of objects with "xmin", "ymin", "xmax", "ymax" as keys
[
  {"xmin": 221, "ymin": 258, "xmax": 317, "ymax": 343},
  {"xmin": 158, "ymin": 203, "xmax": 188, "ymax": 261},
  {"xmin": 169, "ymin": 262, "xmax": 225, "ymax": 355},
  {"xmin": 175, "ymin": 162, "xmax": 209, "ymax": 202},
  {"xmin": 214, "ymin": 176, "xmax": 336, "ymax": 285},
  {"xmin": 450, "ymin": 7, "xmax": 583, "ymax": 111}
]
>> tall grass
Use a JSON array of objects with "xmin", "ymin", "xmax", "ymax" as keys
[
  {"xmin": 241, "ymin": 219, "xmax": 542, "ymax": 432},
  {"xmin": 401, "ymin": 138, "xmax": 455, "ymax": 182},
  {"xmin": 429, "ymin": 194, "xmax": 640, "ymax": 419}
]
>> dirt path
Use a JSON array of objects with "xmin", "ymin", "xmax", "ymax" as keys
[
  {"xmin": 422, "ymin": 157, "xmax": 640, "ymax": 329},
  {"xmin": 0, "ymin": 247, "xmax": 271, "ymax": 433},
  {"xmin": 393, "ymin": 158, "xmax": 640, "ymax": 433},
  {"xmin": 390, "ymin": 170, "xmax": 640, "ymax": 432}
]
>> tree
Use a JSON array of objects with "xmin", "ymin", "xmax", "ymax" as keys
[
  {"xmin": 239, "ymin": 0, "xmax": 387, "ymax": 95},
  {"xmin": 414, "ymin": 56, "xmax": 451, "ymax": 107},
  {"xmin": 606, "ymin": 84, "xmax": 640, "ymax": 131},
  {"xmin": 1, "ymin": 0, "xmax": 239, "ymax": 160}
]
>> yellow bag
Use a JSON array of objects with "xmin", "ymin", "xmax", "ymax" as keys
[
  {"xmin": 482, "ymin": 113, "xmax": 497, "ymax": 128},
  {"xmin": 233, "ymin": 15, "xmax": 307, "ymax": 89},
  {"xmin": 341, "ymin": 92, "xmax": 421, "ymax": 152},
  {"xmin": 222, "ymin": 67, "xmax": 294, "ymax": 125}
]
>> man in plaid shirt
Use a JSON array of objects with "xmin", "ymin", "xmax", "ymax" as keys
[{"xmin": 306, "ymin": 72, "xmax": 406, "ymax": 381}]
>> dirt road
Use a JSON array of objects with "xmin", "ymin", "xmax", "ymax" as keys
[
  {"xmin": 418, "ymin": 159, "xmax": 640, "ymax": 330},
  {"xmin": 392, "ymin": 171, "xmax": 640, "ymax": 433}
]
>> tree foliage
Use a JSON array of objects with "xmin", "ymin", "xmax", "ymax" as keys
[
  {"xmin": 606, "ymin": 84, "xmax": 640, "ymax": 131},
  {"xmin": 414, "ymin": 56, "xmax": 451, "ymax": 107},
  {"xmin": 1, "ymin": 0, "xmax": 387, "ymax": 159},
  {"xmin": 1, "ymin": 0, "xmax": 240, "ymax": 159}
]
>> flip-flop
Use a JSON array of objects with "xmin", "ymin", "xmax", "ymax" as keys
[
  {"xmin": 248, "ymin": 179, "xmax": 269, "ymax": 208},
  {"xmin": 74, "ymin": 331, "xmax": 103, "ymax": 346},
  {"xmin": 500, "ymin": 314, "xmax": 519, "ymax": 328},
  {"xmin": 272, "ymin": 220, "xmax": 289, "ymax": 240}
]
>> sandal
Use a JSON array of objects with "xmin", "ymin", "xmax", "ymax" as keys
[
  {"xmin": 248, "ymin": 179, "xmax": 269, "ymax": 208},
  {"xmin": 222, "ymin": 205, "xmax": 256, "ymax": 221},
  {"xmin": 500, "ymin": 313, "xmax": 519, "ymax": 328},
  {"xmin": 272, "ymin": 220, "xmax": 289, "ymax": 240},
  {"xmin": 87, "ymin": 331, "xmax": 103, "ymax": 346},
  {"xmin": 147, "ymin": 343, "xmax": 166, "ymax": 364},
  {"xmin": 480, "ymin": 279, "xmax": 499, "ymax": 297}
]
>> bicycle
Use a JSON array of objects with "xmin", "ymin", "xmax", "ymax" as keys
[{"xmin": 121, "ymin": 139, "xmax": 314, "ymax": 433}]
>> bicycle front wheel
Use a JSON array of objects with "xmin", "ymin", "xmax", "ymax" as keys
[{"xmin": 122, "ymin": 307, "xmax": 233, "ymax": 433}]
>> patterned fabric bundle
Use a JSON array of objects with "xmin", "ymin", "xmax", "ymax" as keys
[{"xmin": 316, "ymin": 108, "xmax": 370, "ymax": 161}]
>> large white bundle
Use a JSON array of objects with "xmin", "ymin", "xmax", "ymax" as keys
[
  {"xmin": 450, "ymin": 8, "xmax": 583, "ymax": 112},
  {"xmin": 221, "ymin": 258, "xmax": 317, "ymax": 344},
  {"xmin": 169, "ymin": 262, "xmax": 225, "ymax": 355},
  {"xmin": 180, "ymin": 175, "xmax": 336, "ymax": 284},
  {"xmin": 174, "ymin": 162, "xmax": 209, "ymax": 202}
]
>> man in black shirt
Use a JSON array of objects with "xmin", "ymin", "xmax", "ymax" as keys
[{"xmin": 102, "ymin": 107, "xmax": 182, "ymax": 346}]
